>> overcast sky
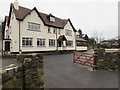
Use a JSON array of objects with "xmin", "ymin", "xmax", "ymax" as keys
[{"xmin": 0, "ymin": 0, "xmax": 119, "ymax": 39}]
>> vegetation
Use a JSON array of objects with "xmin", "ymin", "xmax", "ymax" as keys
[
  {"xmin": 0, "ymin": 22, "xmax": 4, "ymax": 40},
  {"xmin": 88, "ymin": 38, "xmax": 97, "ymax": 49},
  {"xmin": 95, "ymin": 49, "xmax": 119, "ymax": 70},
  {"xmin": 84, "ymin": 34, "xmax": 89, "ymax": 41},
  {"xmin": 78, "ymin": 29, "xmax": 83, "ymax": 38},
  {"xmin": 77, "ymin": 29, "xmax": 118, "ymax": 49}
]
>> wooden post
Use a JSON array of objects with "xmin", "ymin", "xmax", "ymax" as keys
[
  {"xmin": 22, "ymin": 64, "xmax": 25, "ymax": 90},
  {"xmin": 93, "ymin": 52, "xmax": 97, "ymax": 70}
]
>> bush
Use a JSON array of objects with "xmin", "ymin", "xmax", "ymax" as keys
[{"xmin": 96, "ymin": 51, "xmax": 119, "ymax": 70}]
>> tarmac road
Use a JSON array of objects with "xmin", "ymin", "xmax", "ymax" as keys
[
  {"xmin": 44, "ymin": 53, "xmax": 118, "ymax": 88},
  {"xmin": 0, "ymin": 55, "xmax": 17, "ymax": 68}
]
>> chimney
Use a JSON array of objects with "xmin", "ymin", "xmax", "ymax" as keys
[{"xmin": 13, "ymin": 0, "xmax": 19, "ymax": 10}]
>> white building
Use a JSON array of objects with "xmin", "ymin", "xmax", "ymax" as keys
[{"xmin": 3, "ymin": 1, "xmax": 87, "ymax": 53}]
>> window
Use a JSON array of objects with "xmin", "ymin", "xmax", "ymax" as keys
[
  {"xmin": 49, "ymin": 39, "xmax": 55, "ymax": 46},
  {"xmin": 53, "ymin": 28, "xmax": 57, "ymax": 34},
  {"xmin": 50, "ymin": 16, "xmax": 55, "ymax": 22},
  {"xmin": 28, "ymin": 22, "xmax": 40, "ymax": 31},
  {"xmin": 37, "ymin": 38, "xmax": 45, "ymax": 46},
  {"xmin": 58, "ymin": 29, "xmax": 61, "ymax": 35},
  {"xmin": 22, "ymin": 37, "xmax": 33, "ymax": 46},
  {"xmin": 77, "ymin": 41, "xmax": 87, "ymax": 46},
  {"xmin": 48, "ymin": 27, "xmax": 51, "ymax": 33},
  {"xmin": 67, "ymin": 41, "xmax": 73, "ymax": 46},
  {"xmin": 66, "ymin": 30, "xmax": 72, "ymax": 36}
]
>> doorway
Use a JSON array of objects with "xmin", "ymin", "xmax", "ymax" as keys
[{"xmin": 5, "ymin": 41, "xmax": 10, "ymax": 51}]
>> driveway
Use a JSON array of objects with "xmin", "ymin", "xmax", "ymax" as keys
[
  {"xmin": 0, "ymin": 55, "xmax": 17, "ymax": 68},
  {"xmin": 44, "ymin": 53, "xmax": 118, "ymax": 88}
]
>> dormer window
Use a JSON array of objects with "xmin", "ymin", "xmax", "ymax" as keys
[
  {"xmin": 50, "ymin": 16, "xmax": 55, "ymax": 22},
  {"xmin": 47, "ymin": 14, "xmax": 56, "ymax": 22}
]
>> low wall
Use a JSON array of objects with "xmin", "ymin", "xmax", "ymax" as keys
[
  {"xmin": 95, "ymin": 49, "xmax": 119, "ymax": 70},
  {"xmin": 1, "ymin": 54, "xmax": 44, "ymax": 89}
]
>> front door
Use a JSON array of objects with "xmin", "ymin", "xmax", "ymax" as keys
[
  {"xmin": 58, "ymin": 41, "xmax": 62, "ymax": 47},
  {"xmin": 5, "ymin": 41, "xmax": 10, "ymax": 51}
]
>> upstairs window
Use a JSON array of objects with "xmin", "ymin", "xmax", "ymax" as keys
[
  {"xmin": 58, "ymin": 29, "xmax": 61, "ymax": 35},
  {"xmin": 50, "ymin": 16, "xmax": 55, "ymax": 22},
  {"xmin": 66, "ymin": 29, "xmax": 72, "ymax": 36},
  {"xmin": 28, "ymin": 22, "xmax": 40, "ymax": 31},
  {"xmin": 53, "ymin": 28, "xmax": 57, "ymax": 34},
  {"xmin": 48, "ymin": 27, "xmax": 51, "ymax": 33}
]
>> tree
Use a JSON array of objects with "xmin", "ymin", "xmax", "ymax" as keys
[
  {"xmin": 0, "ymin": 20, "xmax": 4, "ymax": 40},
  {"xmin": 78, "ymin": 29, "xmax": 82, "ymax": 37},
  {"xmin": 88, "ymin": 38, "xmax": 96, "ymax": 45},
  {"xmin": 78, "ymin": 29, "xmax": 84, "ymax": 38},
  {"xmin": 84, "ymin": 34, "xmax": 89, "ymax": 41},
  {"xmin": 93, "ymin": 30, "xmax": 104, "ymax": 44},
  {"xmin": 0, "ymin": 16, "xmax": 4, "ymax": 39}
]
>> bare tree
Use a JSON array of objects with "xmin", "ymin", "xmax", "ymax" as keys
[
  {"xmin": 93, "ymin": 30, "xmax": 104, "ymax": 44},
  {"xmin": 93, "ymin": 31, "xmax": 98, "ymax": 44}
]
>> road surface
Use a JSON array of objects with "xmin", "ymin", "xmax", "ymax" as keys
[
  {"xmin": 0, "ymin": 56, "xmax": 17, "ymax": 68},
  {"xmin": 44, "ymin": 53, "xmax": 118, "ymax": 88}
]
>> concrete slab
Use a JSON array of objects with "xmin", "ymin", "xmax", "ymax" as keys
[{"xmin": 44, "ymin": 53, "xmax": 118, "ymax": 88}]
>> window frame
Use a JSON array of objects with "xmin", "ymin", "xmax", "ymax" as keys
[
  {"xmin": 48, "ymin": 27, "xmax": 51, "ymax": 33},
  {"xmin": 49, "ymin": 39, "xmax": 56, "ymax": 46},
  {"xmin": 28, "ymin": 22, "xmax": 40, "ymax": 31},
  {"xmin": 22, "ymin": 37, "xmax": 33, "ymax": 46},
  {"xmin": 37, "ymin": 38, "xmax": 46, "ymax": 47},
  {"xmin": 58, "ymin": 29, "xmax": 61, "ymax": 35},
  {"xmin": 67, "ymin": 40, "xmax": 73, "ymax": 46},
  {"xmin": 53, "ymin": 28, "xmax": 57, "ymax": 34},
  {"xmin": 65, "ymin": 29, "xmax": 72, "ymax": 36},
  {"xmin": 50, "ymin": 16, "xmax": 55, "ymax": 22}
]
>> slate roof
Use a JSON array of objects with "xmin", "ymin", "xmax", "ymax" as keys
[{"xmin": 9, "ymin": 4, "xmax": 76, "ymax": 31}]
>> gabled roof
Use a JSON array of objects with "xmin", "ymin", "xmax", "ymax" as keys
[
  {"xmin": 58, "ymin": 35, "xmax": 67, "ymax": 41},
  {"xmin": 8, "ymin": 4, "xmax": 76, "ymax": 32}
]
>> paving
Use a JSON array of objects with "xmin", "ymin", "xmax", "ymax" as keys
[{"xmin": 44, "ymin": 53, "xmax": 118, "ymax": 88}]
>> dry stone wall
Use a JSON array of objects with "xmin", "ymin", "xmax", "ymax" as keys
[{"xmin": 2, "ymin": 54, "xmax": 44, "ymax": 89}]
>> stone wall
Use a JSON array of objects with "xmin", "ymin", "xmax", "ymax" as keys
[{"xmin": 2, "ymin": 54, "xmax": 44, "ymax": 89}]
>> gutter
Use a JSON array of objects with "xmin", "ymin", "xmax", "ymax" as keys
[
  {"xmin": 19, "ymin": 21, "xmax": 21, "ymax": 53},
  {"xmin": 75, "ymin": 32, "xmax": 77, "ymax": 51},
  {"xmin": 56, "ymin": 28, "xmax": 58, "ymax": 51}
]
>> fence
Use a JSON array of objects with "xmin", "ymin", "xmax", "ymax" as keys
[{"xmin": 73, "ymin": 51, "xmax": 96, "ymax": 69}]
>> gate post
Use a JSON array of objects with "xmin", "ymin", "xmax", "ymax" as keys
[
  {"xmin": 73, "ymin": 51, "xmax": 75, "ymax": 63},
  {"xmin": 93, "ymin": 50, "xmax": 97, "ymax": 70}
]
